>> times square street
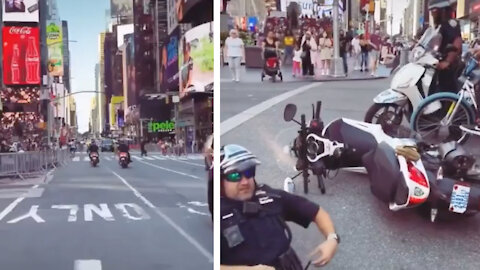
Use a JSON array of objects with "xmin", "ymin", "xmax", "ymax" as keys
[{"xmin": 221, "ymin": 65, "xmax": 480, "ymax": 270}]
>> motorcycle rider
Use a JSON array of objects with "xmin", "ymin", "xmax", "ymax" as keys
[
  {"xmin": 429, "ymin": 0, "xmax": 462, "ymax": 94},
  {"xmin": 117, "ymin": 140, "xmax": 132, "ymax": 163},
  {"xmin": 220, "ymin": 144, "xmax": 339, "ymax": 270},
  {"xmin": 87, "ymin": 140, "xmax": 99, "ymax": 163}
]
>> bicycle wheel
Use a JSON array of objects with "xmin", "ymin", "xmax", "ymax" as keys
[{"xmin": 410, "ymin": 92, "xmax": 475, "ymax": 144}]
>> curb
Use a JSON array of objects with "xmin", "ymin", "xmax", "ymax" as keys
[{"xmin": 221, "ymin": 75, "xmax": 388, "ymax": 84}]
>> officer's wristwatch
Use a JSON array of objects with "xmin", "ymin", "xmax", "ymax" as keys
[{"xmin": 327, "ymin": 233, "xmax": 340, "ymax": 244}]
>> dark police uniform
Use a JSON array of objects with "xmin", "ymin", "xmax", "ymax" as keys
[
  {"xmin": 221, "ymin": 184, "xmax": 319, "ymax": 269},
  {"xmin": 436, "ymin": 19, "xmax": 462, "ymax": 93}
]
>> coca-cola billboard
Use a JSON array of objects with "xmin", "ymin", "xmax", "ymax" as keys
[
  {"xmin": 2, "ymin": 26, "xmax": 40, "ymax": 85},
  {"xmin": 2, "ymin": 0, "xmax": 39, "ymax": 22}
]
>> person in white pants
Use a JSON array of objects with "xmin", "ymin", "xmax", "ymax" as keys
[{"xmin": 224, "ymin": 29, "xmax": 245, "ymax": 82}]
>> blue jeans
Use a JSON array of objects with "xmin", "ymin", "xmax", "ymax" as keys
[{"xmin": 361, "ymin": 52, "xmax": 369, "ymax": 70}]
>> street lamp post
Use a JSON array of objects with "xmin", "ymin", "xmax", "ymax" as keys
[{"xmin": 330, "ymin": 0, "xmax": 345, "ymax": 77}]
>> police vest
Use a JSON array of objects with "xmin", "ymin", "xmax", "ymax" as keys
[{"xmin": 220, "ymin": 186, "xmax": 291, "ymax": 267}]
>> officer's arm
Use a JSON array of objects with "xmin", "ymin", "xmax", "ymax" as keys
[
  {"xmin": 444, "ymin": 36, "xmax": 462, "ymax": 65},
  {"xmin": 312, "ymin": 207, "xmax": 336, "ymax": 239}
]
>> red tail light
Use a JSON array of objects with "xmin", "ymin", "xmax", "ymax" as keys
[{"xmin": 407, "ymin": 162, "xmax": 428, "ymax": 188}]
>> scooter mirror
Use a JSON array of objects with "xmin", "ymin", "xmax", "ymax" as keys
[
  {"xmin": 283, "ymin": 177, "xmax": 295, "ymax": 193},
  {"xmin": 284, "ymin": 104, "xmax": 297, "ymax": 122}
]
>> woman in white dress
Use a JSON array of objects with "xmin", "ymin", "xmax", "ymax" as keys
[{"xmin": 317, "ymin": 32, "xmax": 333, "ymax": 76}]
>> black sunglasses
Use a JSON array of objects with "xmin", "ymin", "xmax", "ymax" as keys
[{"xmin": 225, "ymin": 167, "xmax": 256, "ymax": 182}]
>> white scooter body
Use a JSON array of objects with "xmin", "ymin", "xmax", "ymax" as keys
[
  {"xmin": 374, "ymin": 53, "xmax": 438, "ymax": 111},
  {"xmin": 321, "ymin": 118, "xmax": 430, "ymax": 211}
]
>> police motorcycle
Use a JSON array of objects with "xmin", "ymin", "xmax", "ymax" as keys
[
  {"xmin": 364, "ymin": 26, "xmax": 442, "ymax": 130},
  {"xmin": 118, "ymin": 152, "xmax": 129, "ymax": 168},
  {"xmin": 283, "ymin": 100, "xmax": 480, "ymax": 222},
  {"xmin": 282, "ymin": 101, "xmax": 330, "ymax": 194}
]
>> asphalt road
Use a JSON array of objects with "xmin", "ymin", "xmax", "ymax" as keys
[
  {"xmin": 221, "ymin": 77, "xmax": 480, "ymax": 270},
  {"xmin": 0, "ymin": 152, "xmax": 212, "ymax": 270}
]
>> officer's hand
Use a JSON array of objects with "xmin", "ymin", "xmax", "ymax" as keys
[
  {"xmin": 309, "ymin": 239, "xmax": 338, "ymax": 267},
  {"xmin": 437, "ymin": 61, "xmax": 450, "ymax": 70},
  {"xmin": 251, "ymin": 265, "xmax": 275, "ymax": 270}
]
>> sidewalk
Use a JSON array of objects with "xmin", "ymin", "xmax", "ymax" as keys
[{"xmin": 221, "ymin": 58, "xmax": 391, "ymax": 83}]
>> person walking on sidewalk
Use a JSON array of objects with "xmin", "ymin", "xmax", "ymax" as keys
[
  {"xmin": 283, "ymin": 30, "xmax": 295, "ymax": 65},
  {"xmin": 140, "ymin": 139, "xmax": 148, "ymax": 157},
  {"xmin": 292, "ymin": 43, "xmax": 302, "ymax": 77},
  {"xmin": 369, "ymin": 30, "xmax": 382, "ymax": 76},
  {"xmin": 351, "ymin": 34, "xmax": 362, "ymax": 70},
  {"xmin": 359, "ymin": 34, "xmax": 370, "ymax": 72},
  {"xmin": 339, "ymin": 30, "xmax": 350, "ymax": 75},
  {"xmin": 225, "ymin": 29, "xmax": 245, "ymax": 82}
]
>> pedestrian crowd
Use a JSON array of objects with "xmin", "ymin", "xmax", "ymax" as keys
[
  {"xmin": 0, "ymin": 113, "xmax": 44, "ymax": 153},
  {"xmin": 224, "ymin": 15, "xmax": 401, "ymax": 81},
  {"xmin": 1, "ymin": 87, "xmax": 40, "ymax": 104}
]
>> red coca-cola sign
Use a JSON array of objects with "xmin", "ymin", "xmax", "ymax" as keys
[{"xmin": 2, "ymin": 26, "xmax": 40, "ymax": 85}]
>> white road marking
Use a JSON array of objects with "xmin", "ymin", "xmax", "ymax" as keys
[
  {"xmin": 84, "ymin": 204, "xmax": 115, "ymax": 222},
  {"xmin": 132, "ymin": 156, "xmax": 142, "ymax": 161},
  {"xmin": 187, "ymin": 201, "xmax": 208, "ymax": 207},
  {"xmin": 177, "ymin": 203, "xmax": 209, "ymax": 216},
  {"xmin": 7, "ymin": 205, "xmax": 45, "ymax": 223},
  {"xmin": 105, "ymin": 157, "xmax": 112, "ymax": 161},
  {"xmin": 0, "ymin": 184, "xmax": 39, "ymax": 221},
  {"xmin": 135, "ymin": 160, "xmax": 201, "ymax": 180},
  {"xmin": 72, "ymin": 156, "xmax": 80, "ymax": 162},
  {"xmin": 108, "ymin": 169, "xmax": 213, "ymax": 262},
  {"xmin": 114, "ymin": 203, "xmax": 151, "ymax": 220},
  {"xmin": 52, "ymin": 205, "xmax": 79, "ymax": 222},
  {"xmin": 152, "ymin": 155, "xmax": 166, "ymax": 160},
  {"xmin": 144, "ymin": 156, "xmax": 155, "ymax": 160},
  {"xmin": 74, "ymin": 260, "xmax": 102, "ymax": 270},
  {"xmin": 166, "ymin": 156, "xmax": 204, "ymax": 168},
  {"xmin": 221, "ymin": 82, "xmax": 323, "ymax": 135},
  {"xmin": 83, "ymin": 156, "xmax": 90, "ymax": 162}
]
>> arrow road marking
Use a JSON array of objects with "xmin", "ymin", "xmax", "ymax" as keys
[
  {"xmin": 7, "ymin": 205, "xmax": 45, "ymax": 224},
  {"xmin": 0, "ymin": 184, "xmax": 40, "ymax": 222}
]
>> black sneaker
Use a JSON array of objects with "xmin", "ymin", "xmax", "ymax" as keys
[{"xmin": 460, "ymin": 124, "xmax": 480, "ymax": 136}]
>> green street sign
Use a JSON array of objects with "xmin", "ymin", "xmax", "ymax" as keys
[{"xmin": 147, "ymin": 120, "xmax": 175, "ymax": 133}]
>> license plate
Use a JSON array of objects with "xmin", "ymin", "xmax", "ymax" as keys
[{"xmin": 449, "ymin": 184, "xmax": 470, "ymax": 214}]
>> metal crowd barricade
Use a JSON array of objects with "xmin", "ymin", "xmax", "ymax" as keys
[{"xmin": 0, "ymin": 149, "xmax": 70, "ymax": 181}]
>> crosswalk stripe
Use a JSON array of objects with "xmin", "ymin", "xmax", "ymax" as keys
[
  {"xmin": 132, "ymin": 156, "xmax": 142, "ymax": 160},
  {"xmin": 72, "ymin": 157, "xmax": 80, "ymax": 162},
  {"xmin": 105, "ymin": 157, "xmax": 112, "ymax": 161},
  {"xmin": 83, "ymin": 157, "xmax": 90, "ymax": 162},
  {"xmin": 144, "ymin": 156, "xmax": 154, "ymax": 161},
  {"xmin": 153, "ymin": 155, "xmax": 166, "ymax": 160}
]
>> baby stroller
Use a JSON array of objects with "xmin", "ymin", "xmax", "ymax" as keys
[{"xmin": 261, "ymin": 48, "xmax": 283, "ymax": 82}]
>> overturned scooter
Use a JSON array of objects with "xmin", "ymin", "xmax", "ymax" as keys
[{"xmin": 283, "ymin": 101, "xmax": 480, "ymax": 222}]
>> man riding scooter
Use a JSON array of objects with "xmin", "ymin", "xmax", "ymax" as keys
[
  {"xmin": 117, "ymin": 140, "xmax": 132, "ymax": 163},
  {"xmin": 87, "ymin": 140, "xmax": 100, "ymax": 163}
]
